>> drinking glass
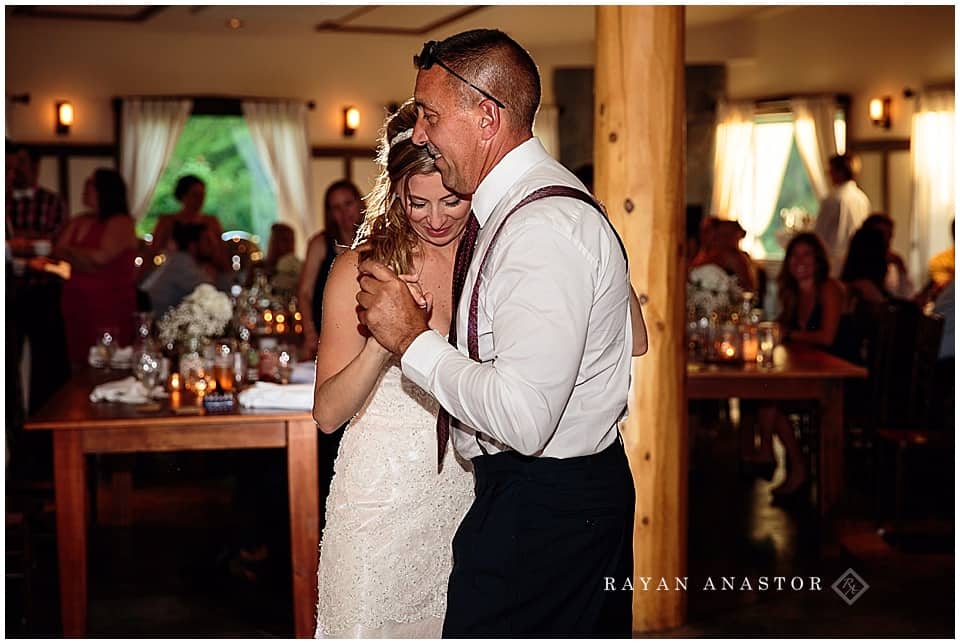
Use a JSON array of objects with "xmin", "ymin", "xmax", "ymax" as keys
[
  {"xmin": 213, "ymin": 342, "xmax": 235, "ymax": 393},
  {"xmin": 757, "ymin": 321, "xmax": 779, "ymax": 367},
  {"xmin": 134, "ymin": 350, "xmax": 162, "ymax": 397},
  {"xmin": 277, "ymin": 345, "xmax": 294, "ymax": 385},
  {"xmin": 92, "ymin": 328, "xmax": 118, "ymax": 368}
]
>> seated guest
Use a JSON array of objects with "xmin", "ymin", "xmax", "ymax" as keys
[
  {"xmin": 862, "ymin": 212, "xmax": 914, "ymax": 299},
  {"xmin": 840, "ymin": 225, "xmax": 891, "ymax": 307},
  {"xmin": 916, "ymin": 218, "xmax": 955, "ymax": 306},
  {"xmin": 140, "ymin": 221, "xmax": 210, "ymax": 318},
  {"xmin": 690, "ymin": 217, "xmax": 758, "ymax": 291},
  {"xmin": 55, "ymin": 169, "xmax": 138, "ymax": 365},
  {"xmin": 152, "ymin": 175, "xmax": 228, "ymax": 275},
  {"xmin": 932, "ymin": 279, "xmax": 954, "ymax": 430},
  {"xmin": 744, "ymin": 233, "xmax": 844, "ymax": 502},
  {"xmin": 263, "ymin": 222, "xmax": 301, "ymax": 297}
]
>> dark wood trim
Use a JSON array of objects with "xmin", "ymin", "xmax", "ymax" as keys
[
  {"xmin": 848, "ymin": 139, "xmax": 910, "ymax": 153},
  {"xmin": 18, "ymin": 143, "xmax": 117, "ymax": 157},
  {"xmin": 311, "ymin": 146, "xmax": 376, "ymax": 159},
  {"xmin": 315, "ymin": 6, "xmax": 484, "ymax": 35},
  {"xmin": 112, "ymin": 99, "xmax": 123, "ymax": 167},
  {"xmin": 57, "ymin": 156, "xmax": 69, "ymax": 204},
  {"xmin": 848, "ymin": 139, "xmax": 910, "ymax": 213},
  {"xmin": 742, "ymin": 92, "xmax": 851, "ymax": 106},
  {"xmin": 314, "ymin": 5, "xmax": 377, "ymax": 30},
  {"xmin": 114, "ymin": 95, "xmax": 315, "ymax": 112},
  {"xmin": 10, "ymin": 6, "xmax": 165, "ymax": 23}
]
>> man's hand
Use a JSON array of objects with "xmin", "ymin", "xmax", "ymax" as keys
[{"xmin": 356, "ymin": 259, "xmax": 431, "ymax": 355}]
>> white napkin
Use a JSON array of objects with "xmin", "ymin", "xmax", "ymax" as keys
[
  {"xmin": 89, "ymin": 376, "xmax": 166, "ymax": 404},
  {"xmin": 237, "ymin": 382, "xmax": 314, "ymax": 410}
]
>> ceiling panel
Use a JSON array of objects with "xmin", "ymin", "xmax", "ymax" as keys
[
  {"xmin": 347, "ymin": 5, "xmax": 461, "ymax": 30},
  {"xmin": 6, "ymin": 5, "xmax": 797, "ymax": 43}
]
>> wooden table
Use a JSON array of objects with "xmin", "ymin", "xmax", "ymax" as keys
[
  {"xmin": 687, "ymin": 344, "xmax": 867, "ymax": 528},
  {"xmin": 24, "ymin": 369, "xmax": 319, "ymax": 637}
]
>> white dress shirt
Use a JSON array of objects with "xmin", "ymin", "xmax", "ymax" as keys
[
  {"xmin": 402, "ymin": 138, "xmax": 633, "ymax": 459},
  {"xmin": 814, "ymin": 180, "xmax": 871, "ymax": 275}
]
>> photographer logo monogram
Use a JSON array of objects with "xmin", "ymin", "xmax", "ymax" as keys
[{"xmin": 605, "ymin": 569, "xmax": 869, "ymax": 605}]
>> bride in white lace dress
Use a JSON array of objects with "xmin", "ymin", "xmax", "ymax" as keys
[{"xmin": 312, "ymin": 100, "xmax": 474, "ymax": 638}]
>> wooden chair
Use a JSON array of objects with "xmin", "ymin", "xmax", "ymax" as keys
[
  {"xmin": 5, "ymin": 478, "xmax": 56, "ymax": 633},
  {"xmin": 869, "ymin": 304, "xmax": 952, "ymax": 544}
]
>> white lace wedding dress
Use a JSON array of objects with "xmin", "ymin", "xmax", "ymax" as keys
[{"xmin": 315, "ymin": 358, "xmax": 474, "ymax": 638}]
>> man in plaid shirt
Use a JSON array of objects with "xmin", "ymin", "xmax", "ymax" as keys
[
  {"xmin": 6, "ymin": 144, "xmax": 71, "ymax": 476},
  {"xmin": 7, "ymin": 147, "xmax": 66, "ymax": 240}
]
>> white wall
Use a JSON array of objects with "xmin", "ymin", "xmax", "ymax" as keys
[
  {"xmin": 4, "ymin": 17, "xmax": 589, "ymax": 146},
  {"xmin": 7, "ymin": 6, "xmax": 952, "ymax": 146},
  {"xmin": 4, "ymin": 20, "xmax": 421, "ymax": 146},
  {"xmin": 687, "ymin": 5, "xmax": 955, "ymax": 141}
]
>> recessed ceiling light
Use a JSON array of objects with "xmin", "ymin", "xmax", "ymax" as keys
[{"xmin": 226, "ymin": 17, "xmax": 243, "ymax": 30}]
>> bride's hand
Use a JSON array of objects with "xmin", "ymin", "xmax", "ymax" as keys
[
  {"xmin": 398, "ymin": 273, "xmax": 434, "ymax": 317},
  {"xmin": 363, "ymin": 335, "xmax": 393, "ymax": 365}
]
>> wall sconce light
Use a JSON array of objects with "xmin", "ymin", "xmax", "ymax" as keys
[
  {"xmin": 55, "ymin": 100, "xmax": 74, "ymax": 135},
  {"xmin": 343, "ymin": 106, "xmax": 360, "ymax": 137},
  {"xmin": 869, "ymin": 96, "xmax": 891, "ymax": 130}
]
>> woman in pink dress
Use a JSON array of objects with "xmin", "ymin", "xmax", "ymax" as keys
[{"xmin": 56, "ymin": 168, "xmax": 139, "ymax": 365}]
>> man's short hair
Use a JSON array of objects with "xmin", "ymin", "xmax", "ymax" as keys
[
  {"xmin": 9, "ymin": 142, "xmax": 41, "ymax": 166},
  {"xmin": 828, "ymin": 154, "xmax": 854, "ymax": 182},
  {"xmin": 430, "ymin": 29, "xmax": 541, "ymax": 131}
]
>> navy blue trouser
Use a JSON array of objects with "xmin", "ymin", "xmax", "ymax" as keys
[{"xmin": 443, "ymin": 438, "xmax": 635, "ymax": 637}]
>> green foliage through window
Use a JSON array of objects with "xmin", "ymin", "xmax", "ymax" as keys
[
  {"xmin": 136, "ymin": 116, "xmax": 277, "ymax": 244},
  {"xmin": 759, "ymin": 136, "xmax": 819, "ymax": 258}
]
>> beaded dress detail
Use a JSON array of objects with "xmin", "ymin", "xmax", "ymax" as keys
[{"xmin": 315, "ymin": 358, "xmax": 474, "ymax": 638}]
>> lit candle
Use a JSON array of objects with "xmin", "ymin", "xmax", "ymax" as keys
[
  {"xmin": 741, "ymin": 334, "xmax": 758, "ymax": 362},
  {"xmin": 721, "ymin": 341, "xmax": 736, "ymax": 359},
  {"xmin": 169, "ymin": 372, "xmax": 182, "ymax": 391}
]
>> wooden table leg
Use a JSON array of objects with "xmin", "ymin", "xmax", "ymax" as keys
[
  {"xmin": 819, "ymin": 383, "xmax": 844, "ymax": 549},
  {"xmin": 286, "ymin": 419, "xmax": 319, "ymax": 638},
  {"xmin": 53, "ymin": 431, "xmax": 88, "ymax": 636}
]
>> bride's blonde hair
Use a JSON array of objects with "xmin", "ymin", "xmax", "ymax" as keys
[{"xmin": 356, "ymin": 99, "xmax": 436, "ymax": 274}]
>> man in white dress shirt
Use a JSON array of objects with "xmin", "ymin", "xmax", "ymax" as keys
[
  {"xmin": 356, "ymin": 29, "xmax": 636, "ymax": 636},
  {"xmin": 814, "ymin": 154, "xmax": 871, "ymax": 275}
]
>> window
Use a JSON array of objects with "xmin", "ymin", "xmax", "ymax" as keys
[
  {"xmin": 716, "ymin": 108, "xmax": 846, "ymax": 261},
  {"xmin": 758, "ymin": 133, "xmax": 819, "ymax": 258},
  {"xmin": 136, "ymin": 115, "xmax": 277, "ymax": 245}
]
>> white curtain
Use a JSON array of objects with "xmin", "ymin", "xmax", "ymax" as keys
[
  {"xmin": 534, "ymin": 104, "xmax": 560, "ymax": 159},
  {"xmin": 242, "ymin": 100, "xmax": 314, "ymax": 258},
  {"xmin": 120, "ymin": 99, "xmax": 192, "ymax": 219},
  {"xmin": 910, "ymin": 89, "xmax": 955, "ymax": 284},
  {"xmin": 711, "ymin": 101, "xmax": 793, "ymax": 258},
  {"xmin": 712, "ymin": 101, "xmax": 756, "ymax": 222},
  {"xmin": 791, "ymin": 97, "xmax": 837, "ymax": 201}
]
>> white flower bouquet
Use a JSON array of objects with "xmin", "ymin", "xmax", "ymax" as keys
[
  {"xmin": 687, "ymin": 264, "xmax": 743, "ymax": 318},
  {"xmin": 157, "ymin": 283, "xmax": 234, "ymax": 346}
]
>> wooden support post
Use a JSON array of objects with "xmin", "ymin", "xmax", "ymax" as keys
[{"xmin": 594, "ymin": 5, "xmax": 687, "ymax": 633}]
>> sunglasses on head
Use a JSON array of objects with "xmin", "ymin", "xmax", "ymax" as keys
[{"xmin": 414, "ymin": 41, "xmax": 506, "ymax": 110}]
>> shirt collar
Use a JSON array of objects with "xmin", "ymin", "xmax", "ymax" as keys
[{"xmin": 472, "ymin": 137, "xmax": 548, "ymax": 227}]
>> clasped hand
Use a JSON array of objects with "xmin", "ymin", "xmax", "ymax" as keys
[{"xmin": 356, "ymin": 259, "xmax": 433, "ymax": 355}]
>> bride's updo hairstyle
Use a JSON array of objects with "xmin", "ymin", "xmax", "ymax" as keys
[{"xmin": 356, "ymin": 98, "xmax": 436, "ymax": 274}]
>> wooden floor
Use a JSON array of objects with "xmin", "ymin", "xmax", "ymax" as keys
[{"xmin": 5, "ymin": 421, "xmax": 954, "ymax": 637}]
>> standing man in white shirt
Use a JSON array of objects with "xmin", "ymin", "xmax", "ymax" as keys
[
  {"xmin": 814, "ymin": 154, "xmax": 871, "ymax": 275},
  {"xmin": 356, "ymin": 29, "xmax": 639, "ymax": 636}
]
